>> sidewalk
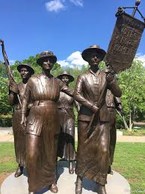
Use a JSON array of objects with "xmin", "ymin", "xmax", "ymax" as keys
[
  {"xmin": 0, "ymin": 127, "xmax": 145, "ymax": 142},
  {"xmin": 0, "ymin": 127, "xmax": 14, "ymax": 142}
]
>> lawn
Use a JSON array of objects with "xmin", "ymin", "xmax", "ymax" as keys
[
  {"xmin": 113, "ymin": 142, "xmax": 145, "ymax": 194},
  {"xmin": 0, "ymin": 143, "xmax": 16, "ymax": 173},
  {"xmin": 0, "ymin": 142, "xmax": 145, "ymax": 194}
]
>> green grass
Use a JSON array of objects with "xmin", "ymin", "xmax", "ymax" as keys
[
  {"xmin": 113, "ymin": 142, "xmax": 145, "ymax": 194},
  {"xmin": 0, "ymin": 142, "xmax": 145, "ymax": 194},
  {"xmin": 0, "ymin": 142, "xmax": 16, "ymax": 173}
]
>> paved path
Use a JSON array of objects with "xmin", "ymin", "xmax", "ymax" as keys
[
  {"xmin": 1, "ymin": 162, "xmax": 131, "ymax": 194},
  {"xmin": 0, "ymin": 127, "xmax": 145, "ymax": 142}
]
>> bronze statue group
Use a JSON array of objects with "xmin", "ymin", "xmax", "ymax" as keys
[{"xmin": 6, "ymin": 44, "xmax": 122, "ymax": 194}]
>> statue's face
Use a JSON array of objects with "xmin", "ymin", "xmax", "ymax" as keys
[
  {"xmin": 88, "ymin": 51, "xmax": 102, "ymax": 67},
  {"xmin": 41, "ymin": 58, "xmax": 54, "ymax": 71},
  {"xmin": 20, "ymin": 67, "xmax": 31, "ymax": 80},
  {"xmin": 61, "ymin": 75, "xmax": 69, "ymax": 85}
]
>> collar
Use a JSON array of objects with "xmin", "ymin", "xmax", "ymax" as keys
[{"xmin": 89, "ymin": 68, "xmax": 100, "ymax": 76}]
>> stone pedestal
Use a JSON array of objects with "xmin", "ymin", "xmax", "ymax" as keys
[{"xmin": 1, "ymin": 161, "xmax": 130, "ymax": 194}]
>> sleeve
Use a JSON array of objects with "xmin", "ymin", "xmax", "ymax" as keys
[
  {"xmin": 114, "ymin": 96, "xmax": 123, "ymax": 112},
  {"xmin": 8, "ymin": 92, "xmax": 18, "ymax": 106},
  {"xmin": 8, "ymin": 82, "xmax": 20, "ymax": 106},
  {"xmin": 59, "ymin": 79, "xmax": 74, "ymax": 97},
  {"xmin": 74, "ymin": 100, "xmax": 80, "ymax": 112},
  {"xmin": 21, "ymin": 79, "xmax": 32, "ymax": 115},
  {"xmin": 107, "ymin": 77, "xmax": 122, "ymax": 97}
]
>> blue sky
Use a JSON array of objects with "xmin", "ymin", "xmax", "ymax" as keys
[{"xmin": 0, "ymin": 0, "xmax": 145, "ymax": 67}]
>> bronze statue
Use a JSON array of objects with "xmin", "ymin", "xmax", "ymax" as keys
[
  {"xmin": 21, "ymin": 51, "xmax": 73, "ymax": 194},
  {"xmin": 9, "ymin": 64, "xmax": 34, "ymax": 177},
  {"xmin": 74, "ymin": 45, "xmax": 122, "ymax": 194},
  {"xmin": 106, "ymin": 89, "xmax": 122, "ymax": 174},
  {"xmin": 57, "ymin": 71, "xmax": 78, "ymax": 174}
]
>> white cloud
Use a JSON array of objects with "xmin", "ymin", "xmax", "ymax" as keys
[
  {"xmin": 69, "ymin": 0, "xmax": 83, "ymax": 7},
  {"xmin": 58, "ymin": 51, "xmax": 87, "ymax": 68},
  {"xmin": 45, "ymin": 0, "xmax": 66, "ymax": 13},
  {"xmin": 45, "ymin": 0, "xmax": 83, "ymax": 12}
]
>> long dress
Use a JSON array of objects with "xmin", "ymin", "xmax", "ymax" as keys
[
  {"xmin": 74, "ymin": 69, "xmax": 122, "ymax": 185},
  {"xmin": 22, "ymin": 74, "xmax": 73, "ymax": 192},
  {"xmin": 57, "ymin": 91, "xmax": 76, "ymax": 161},
  {"xmin": 9, "ymin": 82, "xmax": 27, "ymax": 167},
  {"xmin": 106, "ymin": 89, "xmax": 122, "ymax": 166}
]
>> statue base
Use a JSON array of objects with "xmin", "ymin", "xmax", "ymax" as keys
[{"xmin": 1, "ymin": 161, "xmax": 130, "ymax": 194}]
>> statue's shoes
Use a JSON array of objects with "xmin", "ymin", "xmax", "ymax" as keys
[
  {"xmin": 69, "ymin": 162, "xmax": 75, "ymax": 174},
  {"xmin": 69, "ymin": 168, "xmax": 75, "ymax": 174},
  {"xmin": 108, "ymin": 166, "xmax": 113, "ymax": 175},
  {"xmin": 75, "ymin": 180, "xmax": 82, "ymax": 194},
  {"xmin": 97, "ymin": 185, "xmax": 107, "ymax": 194},
  {"xmin": 14, "ymin": 166, "xmax": 23, "ymax": 177},
  {"xmin": 69, "ymin": 160, "xmax": 76, "ymax": 174},
  {"xmin": 50, "ymin": 183, "xmax": 58, "ymax": 193}
]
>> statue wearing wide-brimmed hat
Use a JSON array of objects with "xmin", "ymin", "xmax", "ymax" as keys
[
  {"xmin": 74, "ymin": 44, "xmax": 122, "ymax": 194},
  {"xmin": 37, "ymin": 51, "xmax": 57, "ymax": 65},
  {"xmin": 17, "ymin": 63, "xmax": 34, "ymax": 75},
  {"xmin": 57, "ymin": 71, "xmax": 78, "ymax": 174},
  {"xmin": 21, "ymin": 50, "xmax": 74, "ymax": 194},
  {"xmin": 57, "ymin": 71, "xmax": 74, "ymax": 82},
  {"xmin": 82, "ymin": 45, "xmax": 106, "ymax": 62},
  {"xmin": 9, "ymin": 63, "xmax": 35, "ymax": 179}
]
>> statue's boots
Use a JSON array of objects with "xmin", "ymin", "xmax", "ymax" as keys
[
  {"xmin": 75, "ymin": 176, "xmax": 82, "ymax": 194},
  {"xmin": 50, "ymin": 183, "xmax": 58, "ymax": 193},
  {"xmin": 14, "ymin": 165, "xmax": 23, "ymax": 177},
  {"xmin": 69, "ymin": 160, "xmax": 75, "ymax": 174},
  {"xmin": 97, "ymin": 184, "xmax": 107, "ymax": 194},
  {"xmin": 108, "ymin": 166, "xmax": 113, "ymax": 175}
]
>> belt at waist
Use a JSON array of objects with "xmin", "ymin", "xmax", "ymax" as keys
[
  {"xmin": 33, "ymin": 100, "xmax": 56, "ymax": 106},
  {"xmin": 107, "ymin": 106, "xmax": 115, "ymax": 109},
  {"xmin": 58, "ymin": 107, "xmax": 73, "ymax": 109}
]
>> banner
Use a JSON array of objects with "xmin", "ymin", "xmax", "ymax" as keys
[{"xmin": 105, "ymin": 12, "xmax": 145, "ymax": 73}]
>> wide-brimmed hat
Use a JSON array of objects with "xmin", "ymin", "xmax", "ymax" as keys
[
  {"xmin": 17, "ymin": 63, "xmax": 34, "ymax": 75},
  {"xmin": 37, "ymin": 51, "xmax": 57, "ymax": 65},
  {"xmin": 57, "ymin": 71, "xmax": 74, "ymax": 82},
  {"xmin": 82, "ymin": 45, "xmax": 106, "ymax": 62}
]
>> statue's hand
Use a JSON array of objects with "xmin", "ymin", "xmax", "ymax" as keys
[
  {"xmin": 91, "ymin": 104, "xmax": 99, "ymax": 113},
  {"xmin": 21, "ymin": 115, "xmax": 27, "ymax": 127},
  {"xmin": 9, "ymin": 80, "xmax": 19, "ymax": 94},
  {"xmin": 106, "ymin": 72, "xmax": 114, "ymax": 83},
  {"xmin": 105, "ymin": 65, "xmax": 115, "ymax": 83}
]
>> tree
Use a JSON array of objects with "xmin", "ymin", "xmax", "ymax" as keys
[{"xmin": 118, "ymin": 60, "xmax": 145, "ymax": 130}]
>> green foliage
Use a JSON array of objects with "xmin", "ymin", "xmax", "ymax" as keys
[
  {"xmin": 118, "ymin": 60, "xmax": 145, "ymax": 129},
  {"xmin": 0, "ymin": 63, "xmax": 13, "ymax": 127},
  {"xmin": 0, "ymin": 77, "xmax": 12, "ymax": 115},
  {"xmin": 62, "ymin": 65, "xmax": 88, "ymax": 89}
]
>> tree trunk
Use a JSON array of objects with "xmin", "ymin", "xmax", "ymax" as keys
[
  {"xmin": 117, "ymin": 111, "xmax": 129, "ymax": 130},
  {"xmin": 128, "ymin": 110, "xmax": 133, "ymax": 131}
]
